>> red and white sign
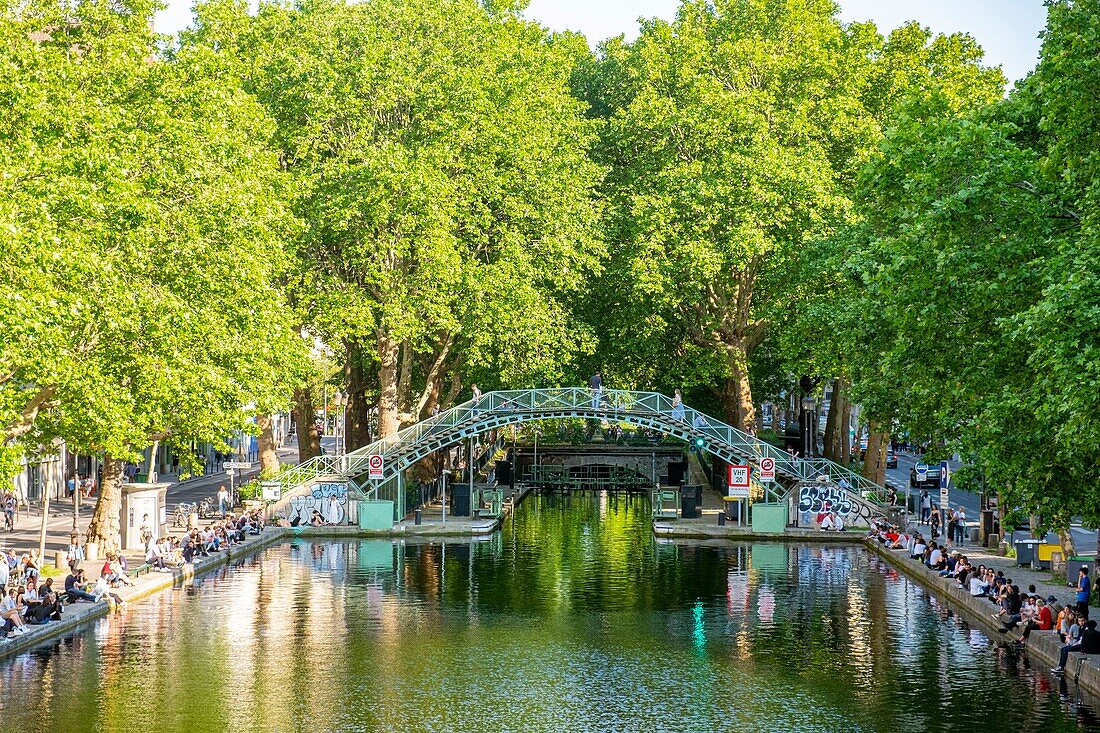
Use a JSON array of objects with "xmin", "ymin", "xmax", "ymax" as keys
[
  {"xmin": 727, "ymin": 464, "xmax": 750, "ymax": 499},
  {"xmin": 728, "ymin": 464, "xmax": 751, "ymax": 488},
  {"xmin": 368, "ymin": 455, "xmax": 384, "ymax": 480},
  {"xmin": 759, "ymin": 457, "xmax": 776, "ymax": 483}
]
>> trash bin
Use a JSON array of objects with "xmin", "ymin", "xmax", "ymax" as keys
[
  {"xmin": 1015, "ymin": 539, "xmax": 1039, "ymax": 566},
  {"xmin": 680, "ymin": 485, "xmax": 698, "ymax": 520},
  {"xmin": 414, "ymin": 509, "xmax": 423, "ymax": 526}
]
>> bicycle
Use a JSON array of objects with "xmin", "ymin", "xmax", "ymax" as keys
[{"xmin": 172, "ymin": 503, "xmax": 195, "ymax": 528}]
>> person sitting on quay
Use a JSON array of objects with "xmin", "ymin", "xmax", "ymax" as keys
[
  {"xmin": 92, "ymin": 575, "xmax": 125, "ymax": 609},
  {"xmin": 28, "ymin": 580, "xmax": 63, "ymax": 624},
  {"xmin": 145, "ymin": 537, "xmax": 169, "ymax": 572},
  {"xmin": 64, "ymin": 567, "xmax": 98, "ymax": 603},
  {"xmin": 309, "ymin": 509, "xmax": 328, "ymax": 527},
  {"xmin": 20, "ymin": 577, "xmax": 41, "ymax": 614},
  {"xmin": 967, "ymin": 566, "xmax": 990, "ymax": 597},
  {"xmin": 1, "ymin": 586, "xmax": 30, "ymax": 638},
  {"xmin": 926, "ymin": 543, "xmax": 945, "ymax": 571},
  {"xmin": 101, "ymin": 553, "xmax": 134, "ymax": 587},
  {"xmin": 910, "ymin": 535, "xmax": 927, "ymax": 560},
  {"xmin": 1021, "ymin": 596, "xmax": 1054, "ymax": 643},
  {"xmin": 1053, "ymin": 618, "xmax": 1100, "ymax": 674},
  {"xmin": 0, "ymin": 551, "xmax": 8, "ymax": 589},
  {"xmin": 1057, "ymin": 607, "xmax": 1079, "ymax": 644},
  {"xmin": 992, "ymin": 584, "xmax": 1022, "ymax": 624}
]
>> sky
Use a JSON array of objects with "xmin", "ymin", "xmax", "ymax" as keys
[{"xmin": 155, "ymin": 0, "xmax": 1048, "ymax": 87}]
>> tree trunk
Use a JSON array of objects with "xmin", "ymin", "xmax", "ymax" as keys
[
  {"xmin": 824, "ymin": 378, "xmax": 849, "ymax": 463},
  {"xmin": 1057, "ymin": 527, "xmax": 1077, "ymax": 563},
  {"xmin": 862, "ymin": 422, "xmax": 889, "ymax": 485},
  {"xmin": 345, "ymin": 344, "xmax": 374, "ymax": 450},
  {"xmin": 87, "ymin": 455, "xmax": 126, "ymax": 556},
  {"xmin": 292, "ymin": 385, "xmax": 321, "ymax": 462},
  {"xmin": 719, "ymin": 340, "xmax": 756, "ymax": 433},
  {"xmin": 840, "ymin": 398, "xmax": 852, "ymax": 465},
  {"xmin": 256, "ymin": 413, "xmax": 279, "ymax": 478},
  {"xmin": 146, "ymin": 439, "xmax": 159, "ymax": 482},
  {"xmin": 377, "ymin": 331, "xmax": 401, "ymax": 438}
]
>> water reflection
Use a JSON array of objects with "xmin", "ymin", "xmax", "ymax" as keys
[{"xmin": 0, "ymin": 490, "xmax": 1096, "ymax": 732}]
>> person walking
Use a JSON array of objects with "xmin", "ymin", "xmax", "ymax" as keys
[
  {"xmin": 671, "ymin": 389, "xmax": 685, "ymax": 422},
  {"xmin": 920, "ymin": 490, "xmax": 931, "ymax": 524},
  {"xmin": 217, "ymin": 485, "xmax": 230, "ymax": 518},
  {"xmin": 929, "ymin": 504, "xmax": 941, "ymax": 540},
  {"xmin": 955, "ymin": 506, "xmax": 967, "ymax": 544},
  {"xmin": 588, "ymin": 371, "xmax": 603, "ymax": 408}
]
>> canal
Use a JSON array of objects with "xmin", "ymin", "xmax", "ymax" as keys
[{"xmin": 1, "ymin": 492, "xmax": 1095, "ymax": 731}]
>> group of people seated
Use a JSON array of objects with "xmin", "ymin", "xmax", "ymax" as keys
[
  {"xmin": 818, "ymin": 512, "xmax": 845, "ymax": 531},
  {"xmin": 867, "ymin": 518, "xmax": 1099, "ymax": 674},
  {"xmin": 1, "ymin": 551, "xmax": 68, "ymax": 639},
  {"xmin": 181, "ymin": 511, "xmax": 264, "ymax": 563}
]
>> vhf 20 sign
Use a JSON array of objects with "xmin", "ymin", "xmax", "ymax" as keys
[{"xmin": 727, "ymin": 464, "xmax": 750, "ymax": 498}]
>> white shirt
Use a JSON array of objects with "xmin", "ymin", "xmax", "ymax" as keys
[
  {"xmin": 929, "ymin": 548, "xmax": 943, "ymax": 566},
  {"xmin": 833, "ymin": 515, "xmax": 844, "ymax": 531},
  {"xmin": 93, "ymin": 577, "xmax": 112, "ymax": 601},
  {"xmin": 0, "ymin": 595, "xmax": 15, "ymax": 613},
  {"xmin": 820, "ymin": 515, "xmax": 834, "ymax": 530},
  {"xmin": 913, "ymin": 542, "xmax": 927, "ymax": 556},
  {"xmin": 969, "ymin": 577, "xmax": 987, "ymax": 596}
]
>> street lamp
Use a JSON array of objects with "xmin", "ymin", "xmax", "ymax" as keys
[
  {"xmin": 801, "ymin": 396, "xmax": 817, "ymax": 459},
  {"xmin": 334, "ymin": 391, "xmax": 348, "ymax": 456}
]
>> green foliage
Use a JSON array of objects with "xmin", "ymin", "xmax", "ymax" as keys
[{"xmin": 0, "ymin": 0, "xmax": 306, "ymax": 474}]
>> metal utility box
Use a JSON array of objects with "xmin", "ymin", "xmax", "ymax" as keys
[{"xmin": 120, "ymin": 482, "xmax": 168, "ymax": 550}]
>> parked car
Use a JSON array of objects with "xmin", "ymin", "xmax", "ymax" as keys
[{"xmin": 886, "ymin": 450, "xmax": 898, "ymax": 468}]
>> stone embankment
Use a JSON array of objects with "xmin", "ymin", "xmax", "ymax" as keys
[{"xmin": 864, "ymin": 538, "xmax": 1100, "ymax": 702}]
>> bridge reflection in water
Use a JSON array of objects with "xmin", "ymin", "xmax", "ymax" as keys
[{"xmin": 0, "ymin": 493, "xmax": 1094, "ymax": 732}]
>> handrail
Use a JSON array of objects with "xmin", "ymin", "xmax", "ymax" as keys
[{"xmin": 277, "ymin": 389, "xmax": 889, "ymax": 506}]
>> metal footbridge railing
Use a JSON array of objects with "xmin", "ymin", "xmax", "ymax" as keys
[{"xmin": 277, "ymin": 389, "xmax": 890, "ymax": 506}]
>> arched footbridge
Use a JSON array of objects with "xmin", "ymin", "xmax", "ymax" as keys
[{"xmin": 276, "ymin": 389, "xmax": 890, "ymax": 520}]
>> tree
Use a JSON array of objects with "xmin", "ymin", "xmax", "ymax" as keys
[
  {"xmin": 0, "ymin": 0, "xmax": 304, "ymax": 551},
  {"xmin": 194, "ymin": 0, "xmax": 603, "ymax": 440},
  {"xmin": 579, "ymin": 0, "xmax": 893, "ymax": 431}
]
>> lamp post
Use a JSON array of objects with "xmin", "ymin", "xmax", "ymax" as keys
[
  {"xmin": 801, "ymin": 396, "xmax": 817, "ymax": 459},
  {"xmin": 334, "ymin": 391, "xmax": 348, "ymax": 456}
]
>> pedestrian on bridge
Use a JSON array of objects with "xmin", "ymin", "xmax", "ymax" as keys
[
  {"xmin": 589, "ymin": 372, "xmax": 602, "ymax": 408},
  {"xmin": 671, "ymin": 389, "xmax": 684, "ymax": 421}
]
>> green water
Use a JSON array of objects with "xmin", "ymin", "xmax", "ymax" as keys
[{"xmin": 1, "ymin": 491, "xmax": 1096, "ymax": 732}]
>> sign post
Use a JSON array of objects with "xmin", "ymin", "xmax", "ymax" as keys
[
  {"xmin": 939, "ymin": 460, "xmax": 950, "ymax": 520},
  {"xmin": 224, "ymin": 461, "xmax": 251, "ymax": 507},
  {"xmin": 727, "ymin": 464, "xmax": 751, "ymax": 526},
  {"xmin": 367, "ymin": 455, "xmax": 384, "ymax": 481},
  {"xmin": 759, "ymin": 457, "xmax": 776, "ymax": 483}
]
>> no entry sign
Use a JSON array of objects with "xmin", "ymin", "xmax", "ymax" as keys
[
  {"xmin": 368, "ymin": 454, "xmax": 384, "ymax": 480},
  {"xmin": 759, "ymin": 457, "xmax": 776, "ymax": 483}
]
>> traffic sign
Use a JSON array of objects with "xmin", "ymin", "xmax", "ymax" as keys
[
  {"xmin": 368, "ymin": 454, "xmax": 384, "ymax": 480},
  {"xmin": 728, "ymin": 464, "xmax": 750, "ymax": 488},
  {"xmin": 759, "ymin": 457, "xmax": 776, "ymax": 483},
  {"xmin": 224, "ymin": 461, "xmax": 251, "ymax": 469},
  {"xmin": 915, "ymin": 463, "xmax": 928, "ymax": 481},
  {"xmin": 939, "ymin": 460, "xmax": 950, "ymax": 511}
]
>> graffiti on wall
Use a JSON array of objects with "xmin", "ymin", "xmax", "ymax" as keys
[
  {"xmin": 288, "ymin": 482, "xmax": 348, "ymax": 525},
  {"xmin": 797, "ymin": 484, "xmax": 874, "ymax": 523}
]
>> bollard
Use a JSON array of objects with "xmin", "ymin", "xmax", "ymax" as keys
[
  {"xmin": 414, "ymin": 509, "xmax": 423, "ymax": 526},
  {"xmin": 718, "ymin": 511, "xmax": 726, "ymax": 527}
]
